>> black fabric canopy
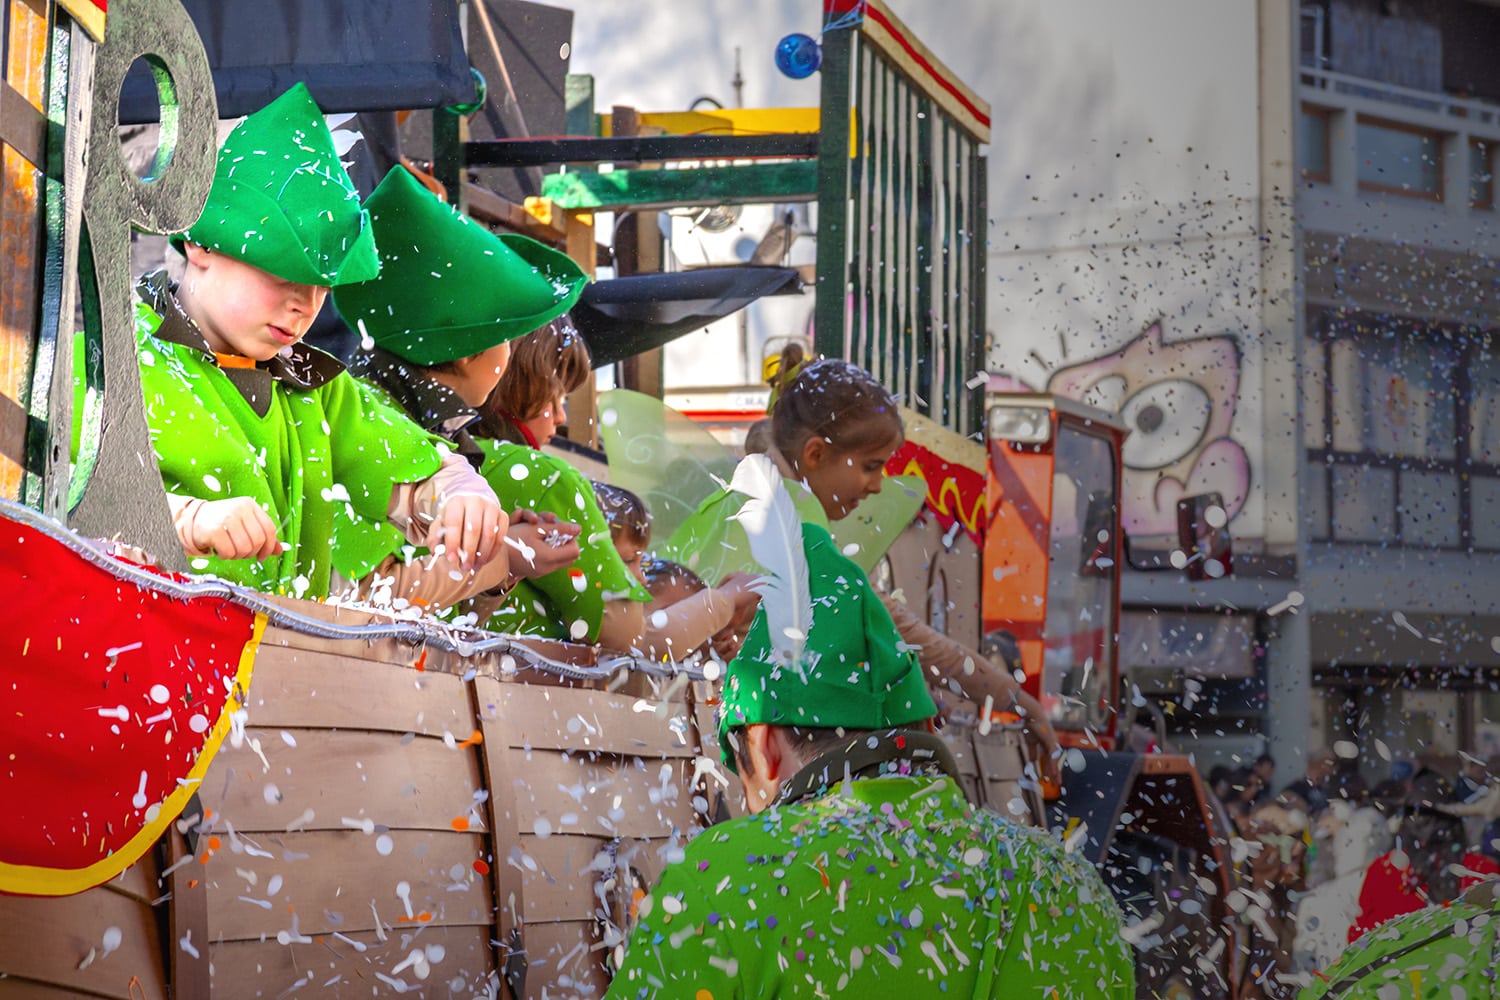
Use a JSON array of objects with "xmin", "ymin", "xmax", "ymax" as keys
[
  {"xmin": 119, "ymin": 0, "xmax": 475, "ymax": 123},
  {"xmin": 573, "ymin": 267, "xmax": 804, "ymax": 368}
]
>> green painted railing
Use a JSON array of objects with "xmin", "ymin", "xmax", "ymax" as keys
[{"xmin": 814, "ymin": 0, "xmax": 989, "ymax": 437}]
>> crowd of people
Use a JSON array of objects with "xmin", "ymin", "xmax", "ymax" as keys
[{"xmin": 1208, "ymin": 748, "xmax": 1500, "ymax": 996}]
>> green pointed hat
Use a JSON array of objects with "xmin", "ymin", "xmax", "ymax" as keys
[
  {"xmin": 718, "ymin": 523, "xmax": 936, "ymax": 771},
  {"xmin": 332, "ymin": 167, "xmax": 588, "ymax": 366},
  {"xmin": 178, "ymin": 82, "xmax": 379, "ymax": 287}
]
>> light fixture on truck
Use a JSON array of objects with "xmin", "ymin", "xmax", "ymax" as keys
[{"xmin": 986, "ymin": 405, "xmax": 1052, "ymax": 444}]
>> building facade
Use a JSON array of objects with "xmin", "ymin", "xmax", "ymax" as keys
[
  {"xmin": 570, "ymin": 0, "xmax": 1500, "ymax": 778},
  {"xmin": 1297, "ymin": 0, "xmax": 1500, "ymax": 772},
  {"xmin": 983, "ymin": 0, "xmax": 1500, "ymax": 779}
]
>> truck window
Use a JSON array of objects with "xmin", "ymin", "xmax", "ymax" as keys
[{"xmin": 1043, "ymin": 427, "xmax": 1117, "ymax": 731}]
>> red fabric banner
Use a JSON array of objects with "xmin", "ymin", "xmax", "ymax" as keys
[
  {"xmin": 887, "ymin": 441, "xmax": 987, "ymax": 544},
  {"xmin": 0, "ymin": 512, "xmax": 261, "ymax": 896}
]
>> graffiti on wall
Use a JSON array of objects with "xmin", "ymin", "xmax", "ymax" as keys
[{"xmin": 1003, "ymin": 321, "xmax": 1251, "ymax": 538}]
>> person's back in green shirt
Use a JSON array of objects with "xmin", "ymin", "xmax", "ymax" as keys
[{"xmin": 606, "ymin": 740, "xmax": 1134, "ymax": 999}]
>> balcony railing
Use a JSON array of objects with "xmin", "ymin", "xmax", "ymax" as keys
[
  {"xmin": 1300, "ymin": 67, "xmax": 1500, "ymax": 127},
  {"xmin": 1299, "ymin": 67, "xmax": 1500, "ymax": 211}
]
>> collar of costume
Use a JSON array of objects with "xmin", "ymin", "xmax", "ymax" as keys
[
  {"xmin": 348, "ymin": 346, "xmax": 485, "ymax": 467},
  {"xmin": 774, "ymin": 728, "xmax": 961, "ymax": 807},
  {"xmin": 482, "ymin": 409, "xmax": 537, "ymax": 449},
  {"xmin": 136, "ymin": 271, "xmax": 344, "ymax": 417}
]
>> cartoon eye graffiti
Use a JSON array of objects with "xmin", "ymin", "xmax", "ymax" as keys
[{"xmin": 1118, "ymin": 380, "xmax": 1212, "ymax": 470}]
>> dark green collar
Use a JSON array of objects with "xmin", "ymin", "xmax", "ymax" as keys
[
  {"xmin": 136, "ymin": 271, "xmax": 344, "ymax": 417},
  {"xmin": 775, "ymin": 728, "xmax": 962, "ymax": 807},
  {"xmin": 347, "ymin": 347, "xmax": 485, "ymax": 468}
]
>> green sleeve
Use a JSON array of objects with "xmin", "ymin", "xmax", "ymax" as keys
[
  {"xmin": 604, "ymin": 860, "xmax": 744, "ymax": 1000},
  {"xmin": 477, "ymin": 441, "xmax": 649, "ymax": 642},
  {"xmin": 322, "ymin": 373, "xmax": 447, "ymax": 580}
]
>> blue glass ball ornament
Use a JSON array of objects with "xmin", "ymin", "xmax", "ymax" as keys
[{"xmin": 774, "ymin": 33, "xmax": 822, "ymax": 80}]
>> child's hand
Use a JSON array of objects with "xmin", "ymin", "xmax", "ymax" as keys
[
  {"xmin": 707, "ymin": 572, "xmax": 763, "ymax": 661},
  {"xmin": 184, "ymin": 496, "xmax": 284, "ymax": 561},
  {"xmin": 504, "ymin": 510, "xmax": 581, "ymax": 579},
  {"xmin": 716, "ymin": 571, "xmax": 765, "ymax": 618},
  {"xmin": 428, "ymin": 494, "xmax": 507, "ymax": 571}
]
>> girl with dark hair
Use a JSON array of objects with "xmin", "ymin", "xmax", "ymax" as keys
[
  {"xmin": 476, "ymin": 316, "xmax": 593, "ymax": 447},
  {"xmin": 592, "ymin": 482, "xmax": 759, "ymax": 662},
  {"xmin": 667, "ymin": 356, "xmax": 1061, "ymax": 777}
]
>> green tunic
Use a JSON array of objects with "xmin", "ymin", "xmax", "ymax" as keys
[
  {"xmin": 131, "ymin": 278, "xmax": 445, "ymax": 597},
  {"xmin": 718, "ymin": 522, "xmax": 935, "ymax": 765},
  {"xmin": 606, "ymin": 771, "xmax": 1134, "ymax": 999},
  {"xmin": 476, "ymin": 440, "xmax": 649, "ymax": 641}
]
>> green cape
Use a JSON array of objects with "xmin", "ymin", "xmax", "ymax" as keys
[{"xmin": 606, "ymin": 774, "xmax": 1135, "ymax": 999}]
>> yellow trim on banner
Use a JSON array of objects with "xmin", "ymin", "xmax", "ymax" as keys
[{"xmin": 0, "ymin": 612, "xmax": 265, "ymax": 896}]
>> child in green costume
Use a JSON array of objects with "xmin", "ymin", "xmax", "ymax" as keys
[
  {"xmin": 133, "ymin": 83, "xmax": 506, "ymax": 602},
  {"xmin": 465, "ymin": 324, "xmax": 653, "ymax": 648},
  {"xmin": 666, "ymin": 358, "xmax": 1061, "ymax": 772},
  {"xmin": 605, "ymin": 501, "xmax": 1135, "ymax": 998},
  {"xmin": 333, "ymin": 166, "xmax": 592, "ymax": 608}
]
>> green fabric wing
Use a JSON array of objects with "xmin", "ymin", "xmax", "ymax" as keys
[
  {"xmin": 596, "ymin": 388, "xmax": 739, "ymax": 544},
  {"xmin": 827, "ymin": 474, "xmax": 927, "ymax": 573}
]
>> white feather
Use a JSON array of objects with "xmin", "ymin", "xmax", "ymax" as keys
[{"xmin": 730, "ymin": 454, "xmax": 813, "ymax": 670}]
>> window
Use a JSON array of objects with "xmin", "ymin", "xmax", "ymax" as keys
[
  {"xmin": 1356, "ymin": 115, "xmax": 1442, "ymax": 200},
  {"xmin": 1306, "ymin": 309, "xmax": 1500, "ymax": 549},
  {"xmin": 1300, "ymin": 104, "xmax": 1333, "ymax": 183},
  {"xmin": 1474, "ymin": 140, "xmax": 1496, "ymax": 211}
]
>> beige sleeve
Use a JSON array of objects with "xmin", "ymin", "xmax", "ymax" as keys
[
  {"xmin": 595, "ymin": 598, "xmax": 647, "ymax": 653},
  {"xmin": 352, "ymin": 546, "xmax": 514, "ymax": 617},
  {"xmin": 636, "ymin": 588, "xmax": 735, "ymax": 661},
  {"xmin": 880, "ymin": 592, "xmax": 1027, "ymax": 711},
  {"xmin": 387, "ymin": 449, "xmax": 498, "ymax": 544}
]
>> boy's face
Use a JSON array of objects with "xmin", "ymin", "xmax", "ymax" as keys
[
  {"xmin": 181, "ymin": 243, "xmax": 328, "ymax": 361},
  {"xmin": 446, "ymin": 341, "xmax": 512, "ymax": 407}
]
